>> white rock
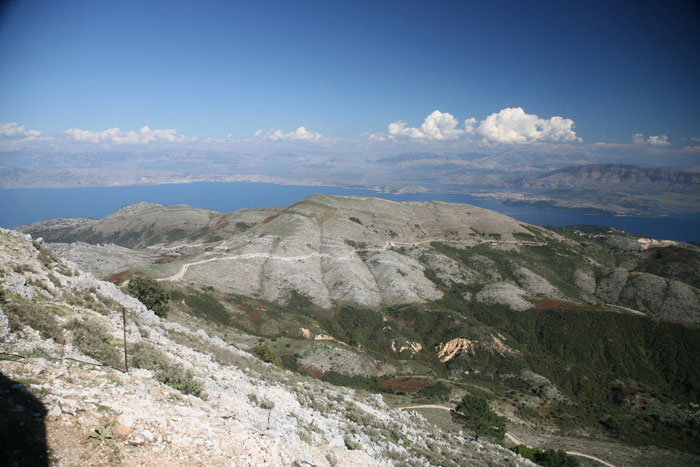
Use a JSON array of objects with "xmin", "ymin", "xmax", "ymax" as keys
[{"xmin": 118, "ymin": 413, "xmax": 135, "ymax": 429}]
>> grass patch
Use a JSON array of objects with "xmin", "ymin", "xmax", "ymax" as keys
[
  {"xmin": 129, "ymin": 341, "xmax": 203, "ymax": 397},
  {"xmin": 3, "ymin": 297, "xmax": 64, "ymax": 344},
  {"xmin": 66, "ymin": 318, "xmax": 121, "ymax": 368}
]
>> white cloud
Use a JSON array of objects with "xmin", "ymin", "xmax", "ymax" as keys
[
  {"xmin": 388, "ymin": 110, "xmax": 466, "ymax": 140},
  {"xmin": 260, "ymin": 126, "xmax": 323, "ymax": 141},
  {"xmin": 0, "ymin": 122, "xmax": 42, "ymax": 141},
  {"xmin": 477, "ymin": 108, "xmax": 580, "ymax": 144},
  {"xmin": 65, "ymin": 126, "xmax": 197, "ymax": 144},
  {"xmin": 633, "ymin": 133, "xmax": 670, "ymax": 146},
  {"xmin": 382, "ymin": 108, "xmax": 580, "ymax": 144}
]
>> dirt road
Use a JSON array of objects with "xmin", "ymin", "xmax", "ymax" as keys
[{"xmin": 399, "ymin": 405, "xmax": 617, "ymax": 467}]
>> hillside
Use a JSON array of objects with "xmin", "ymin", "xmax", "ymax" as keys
[
  {"xmin": 0, "ymin": 228, "xmax": 531, "ymax": 466},
  {"xmin": 22, "ymin": 195, "xmax": 700, "ymax": 323},
  {"xmin": 13, "ymin": 195, "xmax": 700, "ymax": 465}
]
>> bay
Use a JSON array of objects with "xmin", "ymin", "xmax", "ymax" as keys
[{"xmin": 1, "ymin": 182, "xmax": 698, "ymax": 242}]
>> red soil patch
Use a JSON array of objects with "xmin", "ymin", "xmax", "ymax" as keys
[
  {"xmin": 261, "ymin": 201, "xmax": 303, "ymax": 224},
  {"xmin": 534, "ymin": 298, "xmax": 583, "ymax": 312},
  {"xmin": 154, "ymin": 252, "xmax": 197, "ymax": 264},
  {"xmin": 246, "ymin": 309, "xmax": 262, "ymax": 323},
  {"xmin": 106, "ymin": 269, "xmax": 134, "ymax": 284},
  {"xmin": 193, "ymin": 213, "xmax": 232, "ymax": 241},
  {"xmin": 379, "ymin": 377, "xmax": 432, "ymax": 393},
  {"xmin": 299, "ymin": 365, "xmax": 324, "ymax": 379}
]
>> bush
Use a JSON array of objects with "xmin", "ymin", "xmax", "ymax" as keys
[
  {"xmin": 281, "ymin": 353, "xmax": 299, "ymax": 371},
  {"xmin": 252, "ymin": 345, "xmax": 275, "ymax": 363},
  {"xmin": 66, "ymin": 319, "xmax": 121, "ymax": 368},
  {"xmin": 170, "ymin": 289, "xmax": 229, "ymax": 324},
  {"xmin": 126, "ymin": 276, "xmax": 169, "ymax": 317},
  {"xmin": 451, "ymin": 394, "xmax": 506, "ymax": 441},
  {"xmin": 4, "ymin": 299, "xmax": 64, "ymax": 344},
  {"xmin": 129, "ymin": 342, "xmax": 203, "ymax": 397},
  {"xmin": 157, "ymin": 366, "xmax": 203, "ymax": 396},
  {"xmin": 417, "ymin": 381, "xmax": 451, "ymax": 401},
  {"xmin": 512, "ymin": 445, "xmax": 579, "ymax": 467}
]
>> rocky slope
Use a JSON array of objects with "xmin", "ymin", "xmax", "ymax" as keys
[{"xmin": 0, "ymin": 228, "xmax": 529, "ymax": 466}]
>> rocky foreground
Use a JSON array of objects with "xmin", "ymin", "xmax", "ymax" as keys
[{"xmin": 0, "ymin": 228, "xmax": 529, "ymax": 466}]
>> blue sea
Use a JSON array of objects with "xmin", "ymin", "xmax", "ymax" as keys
[{"xmin": 1, "ymin": 182, "xmax": 699, "ymax": 242}]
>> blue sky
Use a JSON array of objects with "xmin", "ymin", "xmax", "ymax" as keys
[{"xmin": 1, "ymin": 0, "xmax": 699, "ymax": 152}]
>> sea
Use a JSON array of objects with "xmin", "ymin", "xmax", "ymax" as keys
[{"xmin": 1, "ymin": 182, "xmax": 699, "ymax": 242}]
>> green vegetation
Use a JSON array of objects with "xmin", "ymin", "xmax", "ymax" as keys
[
  {"xmin": 280, "ymin": 353, "xmax": 300, "ymax": 371},
  {"xmin": 165, "ymin": 228, "xmax": 187, "ymax": 242},
  {"xmin": 171, "ymin": 288, "xmax": 230, "ymax": 325},
  {"xmin": 416, "ymin": 381, "xmax": 451, "ymax": 401},
  {"xmin": 3, "ymin": 297, "xmax": 64, "ymax": 344},
  {"xmin": 513, "ymin": 231, "xmax": 536, "ymax": 241},
  {"xmin": 320, "ymin": 371, "xmax": 388, "ymax": 393},
  {"xmin": 348, "ymin": 217, "xmax": 362, "ymax": 225},
  {"xmin": 129, "ymin": 342, "xmax": 203, "ymax": 397},
  {"xmin": 251, "ymin": 345, "xmax": 275, "ymax": 363},
  {"xmin": 451, "ymin": 394, "xmax": 506, "ymax": 441},
  {"xmin": 511, "ymin": 445, "xmax": 579, "ymax": 467},
  {"xmin": 66, "ymin": 319, "xmax": 122, "ymax": 368},
  {"xmin": 127, "ymin": 276, "xmax": 169, "ymax": 317},
  {"xmin": 35, "ymin": 243, "xmax": 59, "ymax": 267},
  {"xmin": 285, "ymin": 290, "xmax": 314, "ymax": 310}
]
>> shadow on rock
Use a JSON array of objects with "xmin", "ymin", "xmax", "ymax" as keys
[{"xmin": 0, "ymin": 371, "xmax": 49, "ymax": 466}]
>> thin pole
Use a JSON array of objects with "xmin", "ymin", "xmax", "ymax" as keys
[{"xmin": 122, "ymin": 306, "xmax": 129, "ymax": 373}]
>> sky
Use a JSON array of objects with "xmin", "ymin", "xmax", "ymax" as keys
[{"xmin": 1, "ymin": 0, "xmax": 699, "ymax": 157}]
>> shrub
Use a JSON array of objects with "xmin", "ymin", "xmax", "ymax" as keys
[
  {"xmin": 129, "ymin": 342, "xmax": 203, "ymax": 397},
  {"xmin": 511, "ymin": 445, "xmax": 579, "ymax": 467},
  {"xmin": 157, "ymin": 366, "xmax": 203, "ymax": 396},
  {"xmin": 281, "ymin": 353, "xmax": 299, "ymax": 371},
  {"xmin": 3, "ymin": 299, "xmax": 64, "ymax": 344},
  {"xmin": 417, "ymin": 381, "xmax": 451, "ymax": 401},
  {"xmin": 451, "ymin": 394, "xmax": 506, "ymax": 441},
  {"xmin": 66, "ymin": 319, "xmax": 121, "ymax": 368},
  {"xmin": 126, "ymin": 276, "xmax": 169, "ymax": 317},
  {"xmin": 349, "ymin": 217, "xmax": 362, "ymax": 225},
  {"xmin": 252, "ymin": 345, "xmax": 275, "ymax": 363},
  {"xmin": 129, "ymin": 341, "xmax": 170, "ymax": 370},
  {"xmin": 170, "ymin": 289, "xmax": 229, "ymax": 324}
]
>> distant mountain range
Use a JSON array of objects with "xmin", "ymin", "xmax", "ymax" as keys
[
  {"xmin": 512, "ymin": 164, "xmax": 700, "ymax": 192},
  {"xmin": 3, "ymin": 145, "xmax": 699, "ymax": 215}
]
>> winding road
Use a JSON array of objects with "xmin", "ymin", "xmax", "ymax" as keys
[
  {"xmin": 398, "ymin": 405, "xmax": 617, "ymax": 467},
  {"xmin": 156, "ymin": 238, "xmax": 546, "ymax": 282}
]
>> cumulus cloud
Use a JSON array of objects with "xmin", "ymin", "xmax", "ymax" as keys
[
  {"xmin": 257, "ymin": 126, "xmax": 323, "ymax": 141},
  {"xmin": 478, "ymin": 108, "xmax": 581, "ymax": 144},
  {"xmin": 633, "ymin": 133, "xmax": 670, "ymax": 146},
  {"xmin": 388, "ymin": 110, "xmax": 467, "ymax": 140},
  {"xmin": 0, "ymin": 122, "xmax": 42, "ymax": 141},
  {"xmin": 382, "ymin": 108, "xmax": 580, "ymax": 144},
  {"xmin": 65, "ymin": 126, "xmax": 197, "ymax": 144}
]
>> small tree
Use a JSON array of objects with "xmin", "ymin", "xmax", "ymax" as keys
[
  {"xmin": 451, "ymin": 394, "xmax": 506, "ymax": 441},
  {"xmin": 126, "ymin": 276, "xmax": 169, "ymax": 318}
]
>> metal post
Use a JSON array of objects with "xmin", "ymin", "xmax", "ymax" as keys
[{"xmin": 122, "ymin": 306, "xmax": 129, "ymax": 373}]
